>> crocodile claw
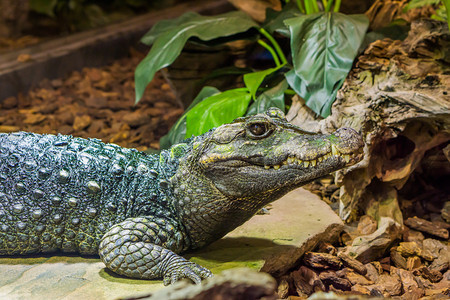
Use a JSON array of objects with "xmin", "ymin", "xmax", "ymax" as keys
[{"xmin": 163, "ymin": 261, "xmax": 213, "ymax": 285}]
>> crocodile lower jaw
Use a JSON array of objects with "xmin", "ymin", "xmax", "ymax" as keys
[{"xmin": 264, "ymin": 146, "xmax": 363, "ymax": 170}]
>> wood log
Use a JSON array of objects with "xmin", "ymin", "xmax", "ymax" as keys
[
  {"xmin": 404, "ymin": 217, "xmax": 449, "ymax": 239},
  {"xmin": 412, "ymin": 266, "xmax": 443, "ymax": 283},
  {"xmin": 319, "ymin": 271, "xmax": 352, "ymax": 291},
  {"xmin": 303, "ymin": 252, "xmax": 342, "ymax": 270},
  {"xmin": 390, "ymin": 249, "xmax": 408, "ymax": 269},
  {"xmin": 290, "ymin": 266, "xmax": 325, "ymax": 296},
  {"xmin": 337, "ymin": 253, "xmax": 368, "ymax": 275}
]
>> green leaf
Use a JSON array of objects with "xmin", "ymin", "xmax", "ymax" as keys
[
  {"xmin": 135, "ymin": 11, "xmax": 258, "ymax": 104},
  {"xmin": 284, "ymin": 12, "xmax": 368, "ymax": 117},
  {"xmin": 30, "ymin": 0, "xmax": 58, "ymax": 17},
  {"xmin": 246, "ymin": 79, "xmax": 288, "ymax": 115},
  {"xmin": 263, "ymin": 2, "xmax": 303, "ymax": 37},
  {"xmin": 159, "ymin": 86, "xmax": 221, "ymax": 149},
  {"xmin": 243, "ymin": 64, "xmax": 283, "ymax": 100},
  {"xmin": 403, "ymin": 0, "xmax": 441, "ymax": 12},
  {"xmin": 439, "ymin": 0, "xmax": 450, "ymax": 28},
  {"xmin": 140, "ymin": 11, "xmax": 200, "ymax": 46},
  {"xmin": 185, "ymin": 89, "xmax": 252, "ymax": 138}
]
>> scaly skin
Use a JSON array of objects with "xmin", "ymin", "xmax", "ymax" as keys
[{"xmin": 0, "ymin": 108, "xmax": 363, "ymax": 284}]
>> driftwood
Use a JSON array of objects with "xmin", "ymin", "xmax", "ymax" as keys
[{"xmin": 287, "ymin": 19, "xmax": 450, "ymax": 224}]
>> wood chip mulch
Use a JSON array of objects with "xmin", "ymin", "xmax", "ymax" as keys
[
  {"xmin": 289, "ymin": 176, "xmax": 450, "ymax": 299},
  {"xmin": 0, "ymin": 48, "xmax": 183, "ymax": 152}
]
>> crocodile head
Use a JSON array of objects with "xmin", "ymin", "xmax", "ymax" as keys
[
  {"xmin": 171, "ymin": 107, "xmax": 363, "ymax": 246},
  {"xmin": 188, "ymin": 107, "xmax": 362, "ymax": 199}
]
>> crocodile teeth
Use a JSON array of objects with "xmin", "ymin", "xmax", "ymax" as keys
[
  {"xmin": 264, "ymin": 153, "xmax": 351, "ymax": 170},
  {"xmin": 331, "ymin": 144, "xmax": 339, "ymax": 156}
]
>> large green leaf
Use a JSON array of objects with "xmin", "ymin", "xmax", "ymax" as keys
[
  {"xmin": 185, "ymin": 89, "xmax": 252, "ymax": 138},
  {"xmin": 246, "ymin": 79, "xmax": 288, "ymax": 115},
  {"xmin": 140, "ymin": 11, "xmax": 200, "ymax": 46},
  {"xmin": 159, "ymin": 86, "xmax": 221, "ymax": 149},
  {"xmin": 263, "ymin": 2, "xmax": 303, "ymax": 37},
  {"xmin": 284, "ymin": 12, "xmax": 368, "ymax": 117},
  {"xmin": 243, "ymin": 64, "xmax": 283, "ymax": 100},
  {"xmin": 135, "ymin": 11, "xmax": 258, "ymax": 103}
]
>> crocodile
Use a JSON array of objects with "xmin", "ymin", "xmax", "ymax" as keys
[{"xmin": 0, "ymin": 108, "xmax": 363, "ymax": 285}]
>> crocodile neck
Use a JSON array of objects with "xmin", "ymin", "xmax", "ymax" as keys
[{"xmin": 169, "ymin": 160, "xmax": 274, "ymax": 249}]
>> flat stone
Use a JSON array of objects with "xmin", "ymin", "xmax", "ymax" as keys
[
  {"xmin": 191, "ymin": 188, "xmax": 344, "ymax": 277},
  {"xmin": 0, "ymin": 188, "xmax": 343, "ymax": 299}
]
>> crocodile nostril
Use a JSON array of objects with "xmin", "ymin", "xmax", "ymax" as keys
[
  {"xmin": 333, "ymin": 128, "xmax": 364, "ymax": 151},
  {"xmin": 334, "ymin": 128, "xmax": 362, "ymax": 141},
  {"xmin": 334, "ymin": 127, "xmax": 357, "ymax": 137}
]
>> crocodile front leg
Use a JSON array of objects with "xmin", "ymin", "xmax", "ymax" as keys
[{"xmin": 98, "ymin": 217, "xmax": 212, "ymax": 285}]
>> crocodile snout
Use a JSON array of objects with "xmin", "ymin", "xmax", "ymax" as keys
[{"xmin": 333, "ymin": 127, "xmax": 364, "ymax": 154}]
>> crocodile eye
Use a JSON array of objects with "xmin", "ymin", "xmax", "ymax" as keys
[{"xmin": 248, "ymin": 123, "xmax": 269, "ymax": 137}]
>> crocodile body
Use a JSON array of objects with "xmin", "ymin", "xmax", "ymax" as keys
[{"xmin": 0, "ymin": 108, "xmax": 363, "ymax": 284}]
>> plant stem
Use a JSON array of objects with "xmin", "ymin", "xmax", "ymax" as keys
[
  {"xmin": 258, "ymin": 28, "xmax": 288, "ymax": 65},
  {"xmin": 296, "ymin": 0, "xmax": 306, "ymax": 13},
  {"xmin": 284, "ymin": 89, "xmax": 297, "ymax": 95},
  {"xmin": 311, "ymin": 0, "xmax": 320, "ymax": 13},
  {"xmin": 324, "ymin": 0, "xmax": 334, "ymax": 12},
  {"xmin": 334, "ymin": 0, "xmax": 341, "ymax": 12},
  {"xmin": 230, "ymin": 87, "xmax": 250, "ymax": 92},
  {"xmin": 257, "ymin": 39, "xmax": 281, "ymax": 67},
  {"xmin": 443, "ymin": 0, "xmax": 450, "ymax": 31},
  {"xmin": 304, "ymin": 0, "xmax": 313, "ymax": 14}
]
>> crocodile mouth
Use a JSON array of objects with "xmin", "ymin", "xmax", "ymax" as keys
[
  {"xmin": 258, "ymin": 145, "xmax": 363, "ymax": 170},
  {"xmin": 212, "ymin": 145, "xmax": 363, "ymax": 171}
]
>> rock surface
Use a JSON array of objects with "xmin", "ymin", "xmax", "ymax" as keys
[
  {"xmin": 0, "ymin": 188, "xmax": 343, "ymax": 300},
  {"xmin": 123, "ymin": 268, "xmax": 277, "ymax": 300}
]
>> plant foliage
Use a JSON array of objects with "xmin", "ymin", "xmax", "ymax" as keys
[
  {"xmin": 285, "ymin": 13, "xmax": 368, "ymax": 116},
  {"xmin": 137, "ymin": 0, "xmax": 369, "ymax": 147},
  {"xmin": 403, "ymin": 0, "xmax": 449, "ymax": 29},
  {"xmin": 135, "ymin": 11, "xmax": 259, "ymax": 103},
  {"xmin": 159, "ymin": 86, "xmax": 220, "ymax": 149}
]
